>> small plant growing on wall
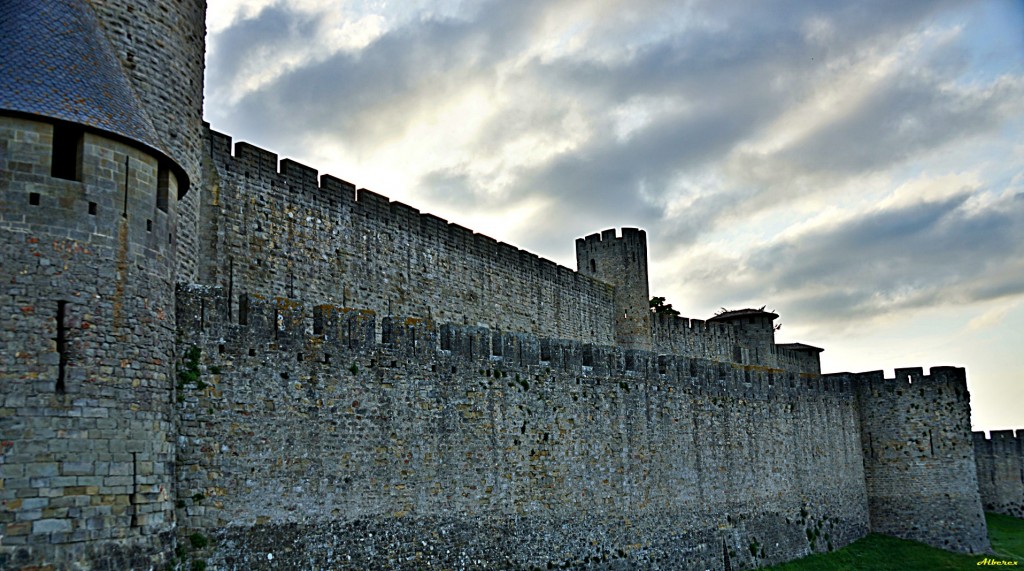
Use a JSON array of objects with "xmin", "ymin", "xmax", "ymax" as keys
[
  {"xmin": 177, "ymin": 346, "xmax": 206, "ymax": 394},
  {"xmin": 188, "ymin": 532, "xmax": 208, "ymax": 549}
]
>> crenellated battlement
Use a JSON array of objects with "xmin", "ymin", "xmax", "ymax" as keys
[
  {"xmin": 208, "ymin": 128, "xmax": 580, "ymax": 276},
  {"xmin": 976, "ymin": 429, "xmax": 1024, "ymax": 444},
  {"xmin": 825, "ymin": 366, "xmax": 968, "ymax": 389},
  {"xmin": 3, "ymin": 2, "xmax": 1012, "ymax": 568},
  {"xmin": 175, "ymin": 284, "xmax": 857, "ymax": 403},
  {"xmin": 574, "ymin": 227, "xmax": 647, "ymax": 248},
  {"xmin": 974, "ymin": 429, "xmax": 1024, "ymax": 461},
  {"xmin": 651, "ymin": 310, "xmax": 736, "ymax": 362},
  {"xmin": 973, "ymin": 428, "xmax": 1024, "ymax": 518},
  {"xmin": 772, "ymin": 345, "xmax": 822, "ymax": 375},
  {"xmin": 201, "ymin": 129, "xmax": 614, "ymax": 345},
  {"xmin": 651, "ymin": 311, "xmax": 822, "ymax": 375}
]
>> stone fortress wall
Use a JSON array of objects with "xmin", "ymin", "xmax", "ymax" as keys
[
  {"xmin": 192, "ymin": 129, "xmax": 617, "ymax": 348},
  {"xmin": 974, "ymin": 430, "xmax": 1024, "ymax": 518},
  {"xmin": 0, "ymin": 0, "xmax": 1020, "ymax": 569},
  {"xmin": 0, "ymin": 94, "xmax": 1001, "ymax": 571},
  {"xmin": 0, "ymin": 116, "xmax": 180, "ymax": 569},
  {"xmin": 158, "ymin": 126, "xmax": 991, "ymax": 568},
  {"xmin": 189, "ymin": 129, "xmax": 824, "ymax": 375},
  {"xmin": 826, "ymin": 368, "xmax": 990, "ymax": 553},
  {"xmin": 172, "ymin": 286, "xmax": 871, "ymax": 570}
]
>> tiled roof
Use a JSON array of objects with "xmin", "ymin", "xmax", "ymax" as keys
[
  {"xmin": 0, "ymin": 0, "xmax": 162, "ymax": 152},
  {"xmin": 776, "ymin": 343, "xmax": 824, "ymax": 353},
  {"xmin": 708, "ymin": 308, "xmax": 779, "ymax": 322}
]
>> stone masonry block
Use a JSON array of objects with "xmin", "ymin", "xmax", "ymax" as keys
[
  {"xmin": 61, "ymin": 462, "xmax": 93, "ymax": 476},
  {"xmin": 32, "ymin": 519, "xmax": 72, "ymax": 534}
]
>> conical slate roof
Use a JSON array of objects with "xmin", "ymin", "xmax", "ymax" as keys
[{"xmin": 0, "ymin": 0, "xmax": 165, "ymax": 161}]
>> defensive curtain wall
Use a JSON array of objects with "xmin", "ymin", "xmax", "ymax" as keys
[
  {"xmin": 191, "ymin": 128, "xmax": 824, "ymax": 376},
  {"xmin": 0, "ymin": 0, "xmax": 1017, "ymax": 568},
  {"xmin": 974, "ymin": 430, "xmax": 1024, "ymax": 518},
  {"xmin": 161, "ymin": 124, "xmax": 988, "ymax": 568},
  {"xmin": 0, "ymin": 116, "xmax": 998, "ymax": 570},
  {"xmin": 192, "ymin": 128, "xmax": 617, "ymax": 348},
  {"xmin": 173, "ymin": 286, "xmax": 870, "ymax": 570}
]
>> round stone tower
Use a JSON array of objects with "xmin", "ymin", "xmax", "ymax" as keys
[
  {"xmin": 87, "ymin": 0, "xmax": 209, "ymax": 281},
  {"xmin": 576, "ymin": 228, "xmax": 653, "ymax": 350},
  {"xmin": 0, "ymin": 0, "xmax": 205, "ymax": 568}
]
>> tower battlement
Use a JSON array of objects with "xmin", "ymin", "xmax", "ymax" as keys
[
  {"xmin": 575, "ymin": 227, "xmax": 652, "ymax": 351},
  {"xmin": 835, "ymin": 366, "xmax": 970, "ymax": 391},
  {"xmin": 820, "ymin": 366, "xmax": 989, "ymax": 553},
  {"xmin": 973, "ymin": 429, "xmax": 1024, "ymax": 518}
]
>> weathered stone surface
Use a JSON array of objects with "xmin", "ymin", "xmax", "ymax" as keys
[
  {"xmin": 1, "ymin": 114, "xmax": 179, "ymax": 568},
  {"xmin": 974, "ymin": 430, "xmax": 1024, "ymax": 518},
  {"xmin": 828, "ymin": 368, "xmax": 991, "ymax": 553},
  {"xmin": 0, "ymin": 1, "xmax": 1013, "ymax": 569}
]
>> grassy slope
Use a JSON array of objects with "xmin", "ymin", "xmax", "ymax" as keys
[
  {"xmin": 764, "ymin": 513, "xmax": 1023, "ymax": 571},
  {"xmin": 989, "ymin": 512, "xmax": 1024, "ymax": 563}
]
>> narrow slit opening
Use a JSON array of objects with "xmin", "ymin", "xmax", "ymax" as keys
[
  {"xmin": 56, "ymin": 301, "xmax": 67, "ymax": 394},
  {"xmin": 238, "ymin": 294, "xmax": 248, "ymax": 325},
  {"xmin": 156, "ymin": 166, "xmax": 170, "ymax": 212}
]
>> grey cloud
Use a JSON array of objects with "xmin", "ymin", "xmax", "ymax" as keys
[
  {"xmin": 205, "ymin": 4, "xmax": 321, "ymax": 102},
  {"xmin": 775, "ymin": 75, "xmax": 1023, "ymax": 176},
  {"xmin": 211, "ymin": 0, "xmax": 552, "ymax": 146},
  {"xmin": 418, "ymin": 169, "xmax": 486, "ymax": 210},
  {"xmin": 205, "ymin": 0, "xmax": 1021, "ymax": 278},
  {"xmin": 211, "ymin": 0, "xmax": 953, "ymax": 152},
  {"xmin": 406, "ymin": 0, "xmax": 978, "ymax": 254},
  {"xmin": 684, "ymin": 192, "xmax": 1024, "ymax": 326}
]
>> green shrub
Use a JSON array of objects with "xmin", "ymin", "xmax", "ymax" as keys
[{"xmin": 188, "ymin": 532, "xmax": 208, "ymax": 549}]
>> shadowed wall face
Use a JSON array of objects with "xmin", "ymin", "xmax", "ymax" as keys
[
  {"xmin": 974, "ymin": 430, "xmax": 1024, "ymax": 518},
  {"xmin": 842, "ymin": 367, "xmax": 991, "ymax": 553}
]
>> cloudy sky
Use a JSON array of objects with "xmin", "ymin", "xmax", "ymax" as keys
[{"xmin": 202, "ymin": 0, "xmax": 1024, "ymax": 432}]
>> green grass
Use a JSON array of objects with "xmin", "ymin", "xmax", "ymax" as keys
[
  {"xmin": 764, "ymin": 513, "xmax": 1023, "ymax": 571},
  {"xmin": 989, "ymin": 512, "xmax": 1024, "ymax": 562}
]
